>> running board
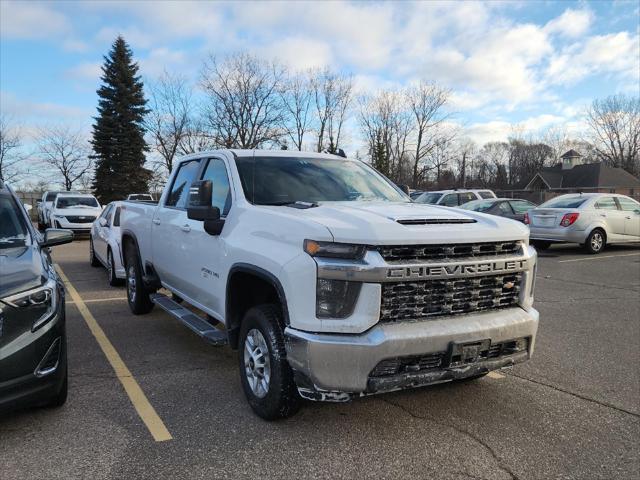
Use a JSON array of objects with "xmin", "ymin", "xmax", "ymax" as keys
[{"xmin": 150, "ymin": 293, "xmax": 227, "ymax": 346}]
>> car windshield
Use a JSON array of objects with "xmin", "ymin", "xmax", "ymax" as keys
[
  {"xmin": 460, "ymin": 200, "xmax": 495, "ymax": 212},
  {"xmin": 0, "ymin": 195, "xmax": 30, "ymax": 249},
  {"xmin": 415, "ymin": 192, "xmax": 444, "ymax": 204},
  {"xmin": 540, "ymin": 196, "xmax": 588, "ymax": 209},
  {"xmin": 56, "ymin": 196, "xmax": 99, "ymax": 208},
  {"xmin": 235, "ymin": 156, "xmax": 407, "ymax": 205}
]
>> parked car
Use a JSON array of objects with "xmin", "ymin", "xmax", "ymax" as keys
[
  {"xmin": 119, "ymin": 149, "xmax": 538, "ymax": 420},
  {"xmin": 460, "ymin": 198, "xmax": 537, "ymax": 223},
  {"xmin": 49, "ymin": 193, "xmax": 102, "ymax": 234},
  {"xmin": 414, "ymin": 189, "xmax": 496, "ymax": 207},
  {"xmin": 0, "ymin": 180, "xmax": 73, "ymax": 412},
  {"xmin": 526, "ymin": 193, "xmax": 640, "ymax": 254},
  {"xmin": 89, "ymin": 201, "xmax": 125, "ymax": 286},
  {"xmin": 126, "ymin": 193, "xmax": 154, "ymax": 201},
  {"xmin": 409, "ymin": 190, "xmax": 424, "ymax": 200},
  {"xmin": 37, "ymin": 190, "xmax": 63, "ymax": 230}
]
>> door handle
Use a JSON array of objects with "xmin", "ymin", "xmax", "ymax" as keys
[
  {"xmin": 600, "ymin": 214, "xmax": 607, "ymax": 217},
  {"xmin": 180, "ymin": 224, "xmax": 191, "ymax": 233},
  {"xmin": 152, "ymin": 218, "xmax": 161, "ymax": 225},
  {"xmin": 626, "ymin": 216, "xmax": 632, "ymax": 220}
]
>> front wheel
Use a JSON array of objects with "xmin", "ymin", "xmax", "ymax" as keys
[
  {"xmin": 238, "ymin": 304, "xmax": 300, "ymax": 420},
  {"xmin": 584, "ymin": 229, "xmax": 606, "ymax": 254},
  {"xmin": 124, "ymin": 248, "xmax": 154, "ymax": 315},
  {"xmin": 89, "ymin": 238, "xmax": 101, "ymax": 267}
]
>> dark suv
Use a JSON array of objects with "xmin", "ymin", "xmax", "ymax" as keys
[{"xmin": 0, "ymin": 181, "xmax": 73, "ymax": 412}]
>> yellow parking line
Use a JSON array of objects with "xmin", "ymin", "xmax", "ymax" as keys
[
  {"xmin": 487, "ymin": 371, "xmax": 505, "ymax": 379},
  {"xmin": 67, "ymin": 297, "xmax": 127, "ymax": 304},
  {"xmin": 558, "ymin": 252, "xmax": 640, "ymax": 263},
  {"xmin": 55, "ymin": 265, "xmax": 172, "ymax": 442}
]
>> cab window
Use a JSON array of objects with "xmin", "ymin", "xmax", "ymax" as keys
[
  {"xmin": 200, "ymin": 158, "xmax": 231, "ymax": 216},
  {"xmin": 595, "ymin": 197, "xmax": 618, "ymax": 210},
  {"xmin": 479, "ymin": 191, "xmax": 495, "ymax": 199},
  {"xmin": 458, "ymin": 192, "xmax": 476, "ymax": 205},
  {"xmin": 441, "ymin": 194, "xmax": 459, "ymax": 206},
  {"xmin": 165, "ymin": 160, "xmax": 201, "ymax": 208}
]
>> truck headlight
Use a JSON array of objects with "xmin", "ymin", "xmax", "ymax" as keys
[
  {"xmin": 304, "ymin": 240, "xmax": 366, "ymax": 259},
  {"xmin": 316, "ymin": 279, "xmax": 361, "ymax": 318},
  {"xmin": 1, "ymin": 278, "xmax": 59, "ymax": 331}
]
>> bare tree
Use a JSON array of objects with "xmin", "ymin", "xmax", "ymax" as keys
[
  {"xmin": 146, "ymin": 71, "xmax": 192, "ymax": 174},
  {"xmin": 0, "ymin": 115, "xmax": 25, "ymax": 183},
  {"xmin": 406, "ymin": 83, "xmax": 451, "ymax": 186},
  {"xmin": 310, "ymin": 68, "xmax": 353, "ymax": 153},
  {"xmin": 454, "ymin": 138, "xmax": 477, "ymax": 188},
  {"xmin": 200, "ymin": 53, "xmax": 286, "ymax": 149},
  {"xmin": 585, "ymin": 94, "xmax": 640, "ymax": 176},
  {"xmin": 280, "ymin": 72, "xmax": 313, "ymax": 151},
  {"xmin": 37, "ymin": 125, "xmax": 91, "ymax": 191},
  {"xmin": 178, "ymin": 116, "xmax": 217, "ymax": 155}
]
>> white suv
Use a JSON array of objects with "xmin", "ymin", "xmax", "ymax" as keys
[
  {"xmin": 414, "ymin": 189, "xmax": 496, "ymax": 207},
  {"xmin": 49, "ymin": 193, "xmax": 102, "ymax": 234}
]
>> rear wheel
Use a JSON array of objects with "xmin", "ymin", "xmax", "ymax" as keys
[
  {"xmin": 584, "ymin": 229, "xmax": 606, "ymax": 254},
  {"xmin": 124, "ymin": 247, "xmax": 154, "ymax": 314},
  {"xmin": 531, "ymin": 240, "xmax": 551, "ymax": 250},
  {"xmin": 238, "ymin": 304, "xmax": 300, "ymax": 420},
  {"xmin": 89, "ymin": 238, "xmax": 101, "ymax": 267}
]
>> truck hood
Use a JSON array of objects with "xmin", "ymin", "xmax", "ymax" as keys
[
  {"xmin": 0, "ymin": 246, "xmax": 47, "ymax": 298},
  {"xmin": 273, "ymin": 201, "xmax": 529, "ymax": 244}
]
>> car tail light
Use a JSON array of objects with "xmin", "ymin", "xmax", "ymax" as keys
[
  {"xmin": 523, "ymin": 213, "xmax": 530, "ymax": 225},
  {"xmin": 560, "ymin": 212, "xmax": 579, "ymax": 227}
]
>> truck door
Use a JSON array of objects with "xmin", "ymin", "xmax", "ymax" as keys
[
  {"xmin": 182, "ymin": 157, "xmax": 232, "ymax": 318},
  {"xmin": 151, "ymin": 159, "xmax": 202, "ymax": 292}
]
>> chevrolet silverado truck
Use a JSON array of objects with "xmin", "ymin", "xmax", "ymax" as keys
[{"xmin": 120, "ymin": 150, "xmax": 539, "ymax": 420}]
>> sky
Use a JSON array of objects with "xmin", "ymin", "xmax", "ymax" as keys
[{"xmin": 1, "ymin": 0, "xmax": 639, "ymax": 156}]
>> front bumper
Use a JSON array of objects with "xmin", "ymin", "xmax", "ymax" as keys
[
  {"xmin": 529, "ymin": 226, "xmax": 587, "ymax": 243},
  {"xmin": 285, "ymin": 306, "xmax": 538, "ymax": 396},
  {"xmin": 51, "ymin": 217, "xmax": 94, "ymax": 233}
]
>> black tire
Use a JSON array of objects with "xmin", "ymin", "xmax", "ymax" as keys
[
  {"xmin": 584, "ymin": 229, "xmax": 606, "ymax": 254},
  {"xmin": 89, "ymin": 238, "xmax": 101, "ymax": 267},
  {"xmin": 45, "ymin": 368, "xmax": 68, "ymax": 408},
  {"xmin": 107, "ymin": 248, "xmax": 122, "ymax": 286},
  {"xmin": 238, "ymin": 304, "xmax": 300, "ymax": 420},
  {"xmin": 531, "ymin": 240, "xmax": 551, "ymax": 250},
  {"xmin": 124, "ymin": 247, "xmax": 154, "ymax": 315}
]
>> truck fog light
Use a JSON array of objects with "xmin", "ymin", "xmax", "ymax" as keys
[
  {"xmin": 507, "ymin": 338, "xmax": 528, "ymax": 354},
  {"xmin": 316, "ymin": 279, "xmax": 361, "ymax": 319}
]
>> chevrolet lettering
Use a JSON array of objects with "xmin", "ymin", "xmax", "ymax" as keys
[{"xmin": 387, "ymin": 259, "xmax": 529, "ymax": 279}]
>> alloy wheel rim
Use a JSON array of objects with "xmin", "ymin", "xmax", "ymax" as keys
[
  {"xmin": 127, "ymin": 266, "xmax": 136, "ymax": 302},
  {"xmin": 591, "ymin": 233, "xmax": 603, "ymax": 251},
  {"xmin": 107, "ymin": 251, "xmax": 113, "ymax": 280},
  {"xmin": 243, "ymin": 328, "xmax": 271, "ymax": 398}
]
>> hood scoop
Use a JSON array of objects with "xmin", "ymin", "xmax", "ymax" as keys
[{"xmin": 397, "ymin": 218, "xmax": 477, "ymax": 226}]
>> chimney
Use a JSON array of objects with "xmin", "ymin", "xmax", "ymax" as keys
[{"xmin": 561, "ymin": 149, "xmax": 582, "ymax": 170}]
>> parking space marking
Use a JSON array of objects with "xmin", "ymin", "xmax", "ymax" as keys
[
  {"xmin": 67, "ymin": 297, "xmax": 127, "ymax": 304},
  {"xmin": 487, "ymin": 371, "xmax": 505, "ymax": 379},
  {"xmin": 55, "ymin": 265, "xmax": 173, "ymax": 442},
  {"xmin": 558, "ymin": 252, "xmax": 640, "ymax": 263}
]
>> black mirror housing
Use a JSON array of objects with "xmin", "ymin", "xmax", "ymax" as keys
[
  {"xmin": 187, "ymin": 179, "xmax": 225, "ymax": 235},
  {"xmin": 41, "ymin": 228, "xmax": 74, "ymax": 248}
]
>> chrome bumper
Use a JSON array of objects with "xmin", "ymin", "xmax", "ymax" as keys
[{"xmin": 285, "ymin": 306, "xmax": 538, "ymax": 394}]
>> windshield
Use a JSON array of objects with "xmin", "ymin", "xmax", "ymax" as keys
[
  {"xmin": 540, "ymin": 196, "xmax": 588, "ymax": 209},
  {"xmin": 129, "ymin": 194, "xmax": 152, "ymax": 200},
  {"xmin": 415, "ymin": 192, "xmax": 444, "ymax": 204},
  {"xmin": 235, "ymin": 156, "xmax": 407, "ymax": 205},
  {"xmin": 56, "ymin": 196, "xmax": 99, "ymax": 208},
  {"xmin": 0, "ymin": 195, "xmax": 30, "ymax": 249},
  {"xmin": 460, "ymin": 200, "xmax": 495, "ymax": 212}
]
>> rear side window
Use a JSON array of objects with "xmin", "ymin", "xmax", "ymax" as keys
[
  {"xmin": 101, "ymin": 204, "xmax": 114, "ymax": 226},
  {"xmin": 595, "ymin": 197, "xmax": 618, "ymax": 210},
  {"xmin": 458, "ymin": 193, "xmax": 476, "ymax": 204},
  {"xmin": 441, "ymin": 194, "xmax": 459, "ymax": 206},
  {"xmin": 165, "ymin": 160, "xmax": 201, "ymax": 208},
  {"xmin": 497, "ymin": 202, "xmax": 513, "ymax": 214},
  {"xmin": 617, "ymin": 197, "xmax": 640, "ymax": 212},
  {"xmin": 479, "ymin": 191, "xmax": 495, "ymax": 199},
  {"xmin": 510, "ymin": 200, "xmax": 535, "ymax": 214},
  {"xmin": 200, "ymin": 158, "xmax": 231, "ymax": 215}
]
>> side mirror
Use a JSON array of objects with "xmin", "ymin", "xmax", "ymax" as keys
[
  {"xmin": 98, "ymin": 217, "xmax": 108, "ymax": 227},
  {"xmin": 41, "ymin": 228, "xmax": 74, "ymax": 248},
  {"xmin": 187, "ymin": 180, "xmax": 225, "ymax": 236},
  {"xmin": 36, "ymin": 200, "xmax": 42, "ymax": 205}
]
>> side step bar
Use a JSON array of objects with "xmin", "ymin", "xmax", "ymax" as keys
[{"xmin": 150, "ymin": 293, "xmax": 227, "ymax": 346}]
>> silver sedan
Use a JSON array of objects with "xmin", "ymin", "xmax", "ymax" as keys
[{"xmin": 527, "ymin": 193, "xmax": 640, "ymax": 254}]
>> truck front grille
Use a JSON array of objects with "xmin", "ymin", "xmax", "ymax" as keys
[
  {"xmin": 378, "ymin": 241, "xmax": 521, "ymax": 263},
  {"xmin": 379, "ymin": 273, "xmax": 522, "ymax": 322}
]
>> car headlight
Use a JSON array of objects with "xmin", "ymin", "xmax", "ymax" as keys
[
  {"xmin": 316, "ymin": 279, "xmax": 361, "ymax": 318},
  {"xmin": 0, "ymin": 278, "xmax": 59, "ymax": 331},
  {"xmin": 304, "ymin": 240, "xmax": 366, "ymax": 259}
]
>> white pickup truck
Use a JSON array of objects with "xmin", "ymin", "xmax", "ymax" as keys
[{"xmin": 120, "ymin": 150, "xmax": 539, "ymax": 419}]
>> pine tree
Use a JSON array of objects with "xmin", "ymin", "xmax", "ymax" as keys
[{"xmin": 91, "ymin": 36, "xmax": 150, "ymax": 203}]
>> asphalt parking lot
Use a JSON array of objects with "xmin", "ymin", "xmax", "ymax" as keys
[{"xmin": 1, "ymin": 240, "xmax": 639, "ymax": 480}]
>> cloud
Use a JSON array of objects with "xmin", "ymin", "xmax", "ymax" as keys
[
  {"xmin": 0, "ymin": 1, "xmax": 70, "ymax": 39},
  {"xmin": 465, "ymin": 114, "xmax": 567, "ymax": 144},
  {"xmin": 545, "ymin": 8, "xmax": 594, "ymax": 38},
  {"xmin": 65, "ymin": 62, "xmax": 102, "ymax": 81},
  {"xmin": 257, "ymin": 37, "xmax": 333, "ymax": 72}
]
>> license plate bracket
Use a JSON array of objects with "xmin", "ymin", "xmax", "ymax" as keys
[{"xmin": 447, "ymin": 339, "xmax": 491, "ymax": 367}]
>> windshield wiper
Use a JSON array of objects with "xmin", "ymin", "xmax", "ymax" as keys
[{"xmin": 258, "ymin": 201, "xmax": 318, "ymax": 209}]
